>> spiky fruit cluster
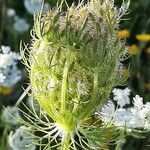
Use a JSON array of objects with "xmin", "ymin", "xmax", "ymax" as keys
[{"xmin": 22, "ymin": 0, "xmax": 129, "ymax": 149}]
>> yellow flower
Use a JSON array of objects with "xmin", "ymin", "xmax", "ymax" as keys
[
  {"xmin": 0, "ymin": 86, "xmax": 13, "ymax": 95},
  {"xmin": 128, "ymin": 44, "xmax": 138, "ymax": 55},
  {"xmin": 136, "ymin": 34, "xmax": 150, "ymax": 42},
  {"xmin": 117, "ymin": 29, "xmax": 130, "ymax": 39}
]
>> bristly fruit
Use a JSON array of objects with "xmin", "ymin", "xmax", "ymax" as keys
[{"xmin": 22, "ymin": 0, "xmax": 130, "ymax": 149}]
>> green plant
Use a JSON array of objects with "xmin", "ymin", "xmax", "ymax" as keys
[{"xmin": 21, "ymin": 0, "xmax": 130, "ymax": 149}]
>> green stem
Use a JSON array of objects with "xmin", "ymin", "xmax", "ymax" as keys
[
  {"xmin": 61, "ymin": 60, "xmax": 69, "ymax": 114},
  {"xmin": 60, "ymin": 133, "xmax": 70, "ymax": 150}
]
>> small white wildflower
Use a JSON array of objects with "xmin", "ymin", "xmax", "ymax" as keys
[
  {"xmin": 131, "ymin": 95, "xmax": 144, "ymax": 120},
  {"xmin": 142, "ymin": 103, "xmax": 150, "ymax": 129},
  {"xmin": 0, "ymin": 65, "xmax": 21, "ymax": 87},
  {"xmin": 131, "ymin": 95, "xmax": 143, "ymax": 117},
  {"xmin": 145, "ymin": 102, "xmax": 150, "ymax": 121},
  {"xmin": 99, "ymin": 101, "xmax": 134, "ymax": 128},
  {"xmin": 98, "ymin": 101, "xmax": 115, "ymax": 123},
  {"xmin": 114, "ymin": 108, "xmax": 134, "ymax": 127},
  {"xmin": 24, "ymin": 0, "xmax": 49, "ymax": 15},
  {"xmin": 7, "ymin": 8, "xmax": 16, "ymax": 17},
  {"xmin": 129, "ymin": 107, "xmax": 146, "ymax": 129},
  {"xmin": 0, "ymin": 46, "xmax": 21, "ymax": 87},
  {"xmin": 112, "ymin": 87, "xmax": 131, "ymax": 107},
  {"xmin": 0, "ymin": 53, "xmax": 14, "ymax": 69},
  {"xmin": 0, "ymin": 46, "xmax": 20, "ymax": 69},
  {"xmin": 132, "ymin": 95, "xmax": 143, "ymax": 109},
  {"xmin": 0, "ymin": 73, "xmax": 5, "ymax": 83},
  {"xmin": 99, "ymin": 94, "xmax": 150, "ymax": 130},
  {"xmin": 1, "ymin": 45, "xmax": 11, "ymax": 53},
  {"xmin": 1, "ymin": 106, "xmax": 21, "ymax": 125},
  {"xmin": 14, "ymin": 17, "xmax": 30, "ymax": 33},
  {"xmin": 130, "ymin": 95, "xmax": 150, "ymax": 129},
  {"xmin": 8, "ymin": 126, "xmax": 36, "ymax": 150},
  {"xmin": 129, "ymin": 117, "xmax": 145, "ymax": 129}
]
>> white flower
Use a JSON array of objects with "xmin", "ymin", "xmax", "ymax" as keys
[
  {"xmin": 98, "ymin": 101, "xmax": 134, "ymax": 128},
  {"xmin": 0, "ymin": 65, "xmax": 21, "ymax": 87},
  {"xmin": 8, "ymin": 126, "xmax": 36, "ymax": 150},
  {"xmin": 130, "ymin": 95, "xmax": 150, "ymax": 129},
  {"xmin": 0, "ymin": 53, "xmax": 12, "ymax": 68},
  {"xmin": 0, "ymin": 46, "xmax": 20, "ymax": 69},
  {"xmin": 1, "ymin": 106, "xmax": 21, "ymax": 125},
  {"xmin": 142, "ymin": 103, "xmax": 150, "ymax": 129},
  {"xmin": 0, "ymin": 73, "xmax": 5, "ymax": 83},
  {"xmin": 129, "ymin": 116, "xmax": 145, "ymax": 129},
  {"xmin": 98, "ymin": 101, "xmax": 115, "ymax": 123},
  {"xmin": 112, "ymin": 87, "xmax": 131, "ymax": 107},
  {"xmin": 99, "ymin": 100, "xmax": 146, "ymax": 129},
  {"xmin": 132, "ymin": 95, "xmax": 143, "ymax": 109},
  {"xmin": 14, "ymin": 17, "xmax": 30, "ymax": 33},
  {"xmin": 99, "ymin": 94, "xmax": 150, "ymax": 130},
  {"xmin": 1, "ymin": 45, "xmax": 11, "ymax": 53},
  {"xmin": 114, "ymin": 108, "xmax": 134, "ymax": 127},
  {"xmin": 7, "ymin": 8, "xmax": 16, "ymax": 17},
  {"xmin": 24, "ymin": 0, "xmax": 49, "ymax": 15},
  {"xmin": 131, "ymin": 95, "xmax": 144, "ymax": 119},
  {"xmin": 0, "ymin": 46, "xmax": 21, "ymax": 87}
]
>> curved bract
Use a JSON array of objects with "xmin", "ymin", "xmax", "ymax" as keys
[{"xmin": 22, "ymin": 0, "xmax": 130, "ymax": 149}]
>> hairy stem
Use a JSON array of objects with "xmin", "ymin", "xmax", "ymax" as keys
[{"xmin": 60, "ymin": 133, "xmax": 70, "ymax": 150}]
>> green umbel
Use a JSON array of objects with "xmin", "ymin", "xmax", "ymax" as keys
[{"xmin": 24, "ymin": 0, "xmax": 129, "ymax": 149}]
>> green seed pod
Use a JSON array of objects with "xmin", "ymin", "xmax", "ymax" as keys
[{"xmin": 22, "ymin": 0, "xmax": 130, "ymax": 149}]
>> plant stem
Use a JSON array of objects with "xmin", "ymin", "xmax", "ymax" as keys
[
  {"xmin": 61, "ymin": 60, "xmax": 69, "ymax": 114},
  {"xmin": 15, "ymin": 85, "xmax": 31, "ymax": 106},
  {"xmin": 60, "ymin": 133, "xmax": 70, "ymax": 150}
]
